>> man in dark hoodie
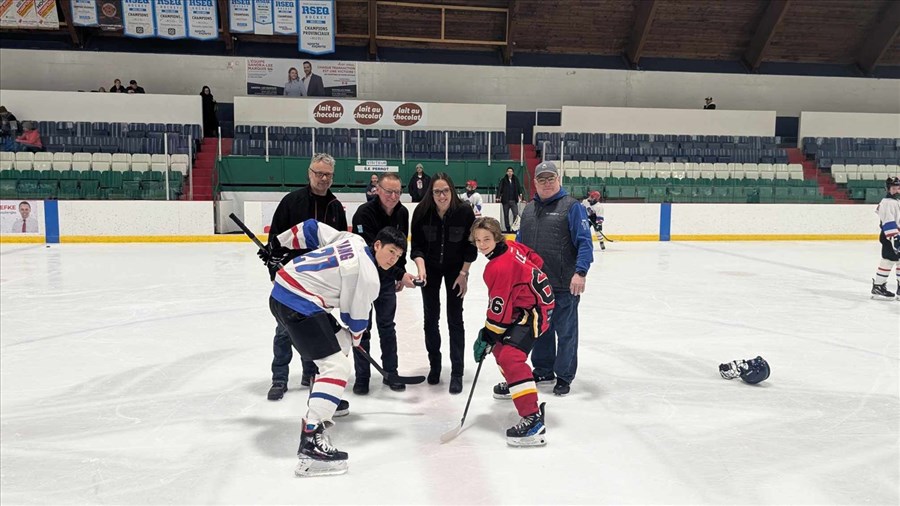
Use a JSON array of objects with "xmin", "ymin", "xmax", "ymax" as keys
[
  {"xmin": 408, "ymin": 163, "xmax": 431, "ymax": 203},
  {"xmin": 262, "ymin": 153, "xmax": 348, "ymax": 402}
]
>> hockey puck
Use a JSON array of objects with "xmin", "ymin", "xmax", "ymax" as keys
[{"xmin": 413, "ymin": 279, "xmax": 425, "ymax": 287}]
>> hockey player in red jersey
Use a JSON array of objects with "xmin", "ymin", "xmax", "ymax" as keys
[{"xmin": 470, "ymin": 217, "xmax": 555, "ymax": 446}]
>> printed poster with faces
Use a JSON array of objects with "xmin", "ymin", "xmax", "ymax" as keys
[{"xmin": 0, "ymin": 200, "xmax": 43, "ymax": 235}]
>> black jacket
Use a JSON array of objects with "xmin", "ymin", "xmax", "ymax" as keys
[
  {"xmin": 408, "ymin": 173, "xmax": 431, "ymax": 202},
  {"xmin": 410, "ymin": 204, "xmax": 477, "ymax": 271},
  {"xmin": 267, "ymin": 185, "xmax": 347, "ymax": 279},
  {"xmin": 352, "ymin": 199, "xmax": 409, "ymax": 281},
  {"xmin": 497, "ymin": 174, "xmax": 523, "ymax": 202}
]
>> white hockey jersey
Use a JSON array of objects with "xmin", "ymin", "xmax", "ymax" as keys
[
  {"xmin": 270, "ymin": 219, "xmax": 380, "ymax": 335},
  {"xmin": 582, "ymin": 200, "xmax": 604, "ymax": 222},
  {"xmin": 876, "ymin": 196, "xmax": 900, "ymax": 239},
  {"xmin": 460, "ymin": 191, "xmax": 483, "ymax": 216}
]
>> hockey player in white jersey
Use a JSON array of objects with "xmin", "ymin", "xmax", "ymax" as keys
[
  {"xmin": 582, "ymin": 190, "xmax": 606, "ymax": 250},
  {"xmin": 872, "ymin": 176, "xmax": 900, "ymax": 300},
  {"xmin": 460, "ymin": 180, "xmax": 483, "ymax": 217},
  {"xmin": 261, "ymin": 219, "xmax": 407, "ymax": 476}
]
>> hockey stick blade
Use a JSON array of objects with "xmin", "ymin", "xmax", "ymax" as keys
[
  {"xmin": 439, "ymin": 357, "xmax": 485, "ymax": 444},
  {"xmin": 598, "ymin": 230, "xmax": 615, "ymax": 242},
  {"xmin": 353, "ymin": 346, "xmax": 425, "ymax": 385},
  {"xmin": 440, "ymin": 425, "xmax": 463, "ymax": 444},
  {"xmin": 228, "ymin": 213, "xmax": 267, "ymax": 249}
]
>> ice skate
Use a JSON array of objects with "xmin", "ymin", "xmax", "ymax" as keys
[
  {"xmin": 871, "ymin": 279, "xmax": 896, "ymax": 300},
  {"xmin": 506, "ymin": 402, "xmax": 546, "ymax": 447},
  {"xmin": 295, "ymin": 422, "xmax": 348, "ymax": 477}
]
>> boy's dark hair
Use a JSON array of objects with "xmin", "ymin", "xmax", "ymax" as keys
[{"xmin": 374, "ymin": 226, "xmax": 407, "ymax": 251}]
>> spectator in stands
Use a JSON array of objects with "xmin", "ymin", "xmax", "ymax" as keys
[
  {"xmin": 109, "ymin": 79, "xmax": 127, "ymax": 93},
  {"xmin": 11, "ymin": 201, "xmax": 39, "ymax": 233},
  {"xmin": 497, "ymin": 166, "xmax": 524, "ymax": 233},
  {"xmin": 365, "ymin": 173, "xmax": 379, "ymax": 202},
  {"xmin": 518, "ymin": 161, "xmax": 593, "ymax": 397},
  {"xmin": 96, "ymin": 87, "xmax": 107, "ymax": 93},
  {"xmin": 410, "ymin": 172, "xmax": 477, "ymax": 394},
  {"xmin": 703, "ymin": 97, "xmax": 716, "ymax": 110},
  {"xmin": 128, "ymin": 80, "xmax": 146, "ymax": 94},
  {"xmin": 2, "ymin": 121, "xmax": 42, "ymax": 152},
  {"xmin": 200, "ymin": 86, "xmax": 219, "ymax": 138},
  {"xmin": 408, "ymin": 163, "xmax": 430, "ymax": 202},
  {"xmin": 262, "ymin": 153, "xmax": 349, "ymax": 402},
  {"xmin": 0, "ymin": 106, "xmax": 18, "ymax": 137},
  {"xmin": 284, "ymin": 67, "xmax": 303, "ymax": 97},
  {"xmin": 302, "ymin": 61, "xmax": 326, "ymax": 97}
]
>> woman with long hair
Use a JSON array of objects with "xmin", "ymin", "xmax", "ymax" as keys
[
  {"xmin": 410, "ymin": 172, "xmax": 478, "ymax": 394},
  {"xmin": 284, "ymin": 67, "xmax": 303, "ymax": 97},
  {"xmin": 200, "ymin": 86, "xmax": 219, "ymax": 137}
]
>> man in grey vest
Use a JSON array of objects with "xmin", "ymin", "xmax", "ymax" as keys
[{"xmin": 517, "ymin": 161, "xmax": 593, "ymax": 396}]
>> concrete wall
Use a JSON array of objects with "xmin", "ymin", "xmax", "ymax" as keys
[
  {"xmin": 0, "ymin": 89, "xmax": 203, "ymax": 124},
  {"xmin": 2, "ymin": 48, "xmax": 899, "ymax": 116},
  {"xmin": 536, "ymin": 106, "xmax": 776, "ymax": 137},
  {"xmin": 798, "ymin": 112, "xmax": 900, "ymax": 143}
]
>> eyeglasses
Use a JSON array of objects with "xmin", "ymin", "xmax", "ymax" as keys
[
  {"xmin": 535, "ymin": 175, "xmax": 558, "ymax": 184},
  {"xmin": 379, "ymin": 184, "xmax": 402, "ymax": 197},
  {"xmin": 309, "ymin": 168, "xmax": 334, "ymax": 180},
  {"xmin": 432, "ymin": 188, "xmax": 451, "ymax": 196}
]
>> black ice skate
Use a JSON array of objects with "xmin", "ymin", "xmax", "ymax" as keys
[
  {"xmin": 493, "ymin": 382, "xmax": 511, "ymax": 399},
  {"xmin": 871, "ymin": 279, "xmax": 896, "ymax": 300},
  {"xmin": 295, "ymin": 422, "xmax": 348, "ymax": 477},
  {"xmin": 506, "ymin": 402, "xmax": 546, "ymax": 447},
  {"xmin": 334, "ymin": 400, "xmax": 350, "ymax": 418}
]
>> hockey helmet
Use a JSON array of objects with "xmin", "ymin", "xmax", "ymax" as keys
[
  {"xmin": 740, "ymin": 356, "xmax": 770, "ymax": 384},
  {"xmin": 589, "ymin": 190, "xmax": 601, "ymax": 201},
  {"xmin": 466, "ymin": 180, "xmax": 477, "ymax": 189},
  {"xmin": 886, "ymin": 176, "xmax": 900, "ymax": 190}
]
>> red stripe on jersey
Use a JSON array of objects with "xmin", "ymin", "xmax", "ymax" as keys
[
  {"xmin": 290, "ymin": 225, "xmax": 301, "ymax": 249},
  {"xmin": 315, "ymin": 377, "xmax": 348, "ymax": 388},
  {"xmin": 276, "ymin": 269, "xmax": 327, "ymax": 307}
]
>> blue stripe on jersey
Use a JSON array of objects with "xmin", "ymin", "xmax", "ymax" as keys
[
  {"xmin": 882, "ymin": 222, "xmax": 898, "ymax": 233},
  {"xmin": 303, "ymin": 220, "xmax": 320, "ymax": 250},
  {"xmin": 309, "ymin": 391, "xmax": 341, "ymax": 405},
  {"xmin": 341, "ymin": 311, "xmax": 369, "ymax": 334},
  {"xmin": 271, "ymin": 283, "xmax": 325, "ymax": 317}
]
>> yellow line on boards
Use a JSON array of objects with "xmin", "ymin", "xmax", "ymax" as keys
[{"xmin": 0, "ymin": 236, "xmax": 45, "ymax": 244}]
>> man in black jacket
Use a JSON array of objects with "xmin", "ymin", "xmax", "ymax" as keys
[
  {"xmin": 264, "ymin": 153, "xmax": 348, "ymax": 401},
  {"xmin": 408, "ymin": 164, "xmax": 430, "ymax": 203},
  {"xmin": 497, "ymin": 167, "xmax": 524, "ymax": 233},
  {"xmin": 351, "ymin": 172, "xmax": 417, "ymax": 394}
]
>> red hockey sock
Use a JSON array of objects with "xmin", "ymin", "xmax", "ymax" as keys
[{"xmin": 494, "ymin": 342, "xmax": 539, "ymax": 417}]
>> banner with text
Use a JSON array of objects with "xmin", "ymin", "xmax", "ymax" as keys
[
  {"xmin": 98, "ymin": 0, "xmax": 123, "ymax": 30},
  {"xmin": 228, "ymin": 0, "xmax": 251, "ymax": 32},
  {"xmin": 0, "ymin": 200, "xmax": 43, "ymax": 236},
  {"xmin": 309, "ymin": 99, "xmax": 427, "ymax": 128},
  {"xmin": 186, "ymin": 0, "xmax": 217, "ymax": 40},
  {"xmin": 122, "ymin": 0, "xmax": 154, "ymax": 37},
  {"xmin": 246, "ymin": 58, "xmax": 356, "ymax": 97},
  {"xmin": 153, "ymin": 0, "xmax": 187, "ymax": 39},
  {"xmin": 252, "ymin": 0, "xmax": 272, "ymax": 35},
  {"xmin": 297, "ymin": 0, "xmax": 334, "ymax": 55},
  {"xmin": 272, "ymin": 0, "xmax": 295, "ymax": 35},
  {"xmin": 34, "ymin": 0, "xmax": 58, "ymax": 28},
  {"xmin": 70, "ymin": 0, "xmax": 98, "ymax": 25},
  {"xmin": 0, "ymin": 0, "xmax": 21, "ymax": 27},
  {"xmin": 0, "ymin": 0, "xmax": 53, "ymax": 28}
]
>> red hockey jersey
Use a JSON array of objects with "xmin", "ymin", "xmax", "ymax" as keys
[{"xmin": 482, "ymin": 241, "xmax": 555, "ymax": 340}]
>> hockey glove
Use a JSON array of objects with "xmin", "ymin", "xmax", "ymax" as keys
[
  {"xmin": 718, "ymin": 360, "xmax": 746, "ymax": 380},
  {"xmin": 892, "ymin": 235, "xmax": 900, "ymax": 255},
  {"xmin": 258, "ymin": 243, "xmax": 291, "ymax": 269},
  {"xmin": 473, "ymin": 329, "xmax": 493, "ymax": 363}
]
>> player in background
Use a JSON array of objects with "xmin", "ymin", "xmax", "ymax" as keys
[
  {"xmin": 582, "ymin": 190, "xmax": 606, "ymax": 250},
  {"xmin": 470, "ymin": 217, "xmax": 555, "ymax": 446},
  {"xmin": 460, "ymin": 180, "xmax": 483, "ymax": 217},
  {"xmin": 261, "ymin": 219, "xmax": 407, "ymax": 476},
  {"xmin": 872, "ymin": 177, "xmax": 900, "ymax": 300}
]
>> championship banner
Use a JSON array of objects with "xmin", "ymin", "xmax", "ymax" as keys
[
  {"xmin": 273, "ymin": 0, "xmax": 295, "ymax": 35},
  {"xmin": 186, "ymin": 0, "xmax": 217, "ymax": 40},
  {"xmin": 0, "ymin": 200, "xmax": 43, "ymax": 236},
  {"xmin": 34, "ymin": 0, "xmax": 58, "ymax": 28},
  {"xmin": 252, "ymin": 0, "xmax": 272, "ymax": 35},
  {"xmin": 122, "ymin": 0, "xmax": 155, "ymax": 37},
  {"xmin": 298, "ymin": 0, "xmax": 334, "ymax": 55},
  {"xmin": 97, "ymin": 0, "xmax": 123, "ymax": 30},
  {"xmin": 70, "ymin": 0, "xmax": 98, "ymax": 26},
  {"xmin": 309, "ymin": 99, "xmax": 427, "ymax": 128},
  {"xmin": 14, "ymin": 0, "xmax": 38, "ymax": 28},
  {"xmin": 246, "ymin": 58, "xmax": 356, "ymax": 97},
  {"xmin": 228, "ymin": 0, "xmax": 250, "ymax": 32},
  {"xmin": 153, "ymin": 0, "xmax": 187, "ymax": 39},
  {"xmin": 0, "ymin": 0, "xmax": 17, "ymax": 28}
]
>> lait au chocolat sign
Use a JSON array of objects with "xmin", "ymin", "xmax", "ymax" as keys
[{"xmin": 310, "ymin": 99, "xmax": 426, "ymax": 127}]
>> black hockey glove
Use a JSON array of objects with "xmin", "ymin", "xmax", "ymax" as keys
[
  {"xmin": 892, "ymin": 235, "xmax": 900, "ymax": 255},
  {"xmin": 258, "ymin": 242, "xmax": 291, "ymax": 269}
]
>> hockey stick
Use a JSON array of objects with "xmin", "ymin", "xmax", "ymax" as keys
[
  {"xmin": 353, "ymin": 346, "xmax": 425, "ymax": 385},
  {"xmin": 440, "ymin": 356, "xmax": 485, "ymax": 444},
  {"xmin": 597, "ymin": 229, "xmax": 615, "ymax": 242},
  {"xmin": 228, "ymin": 213, "xmax": 267, "ymax": 249}
]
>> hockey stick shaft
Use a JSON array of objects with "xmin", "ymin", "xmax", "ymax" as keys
[
  {"xmin": 228, "ymin": 213, "xmax": 267, "ymax": 249},
  {"xmin": 598, "ymin": 229, "xmax": 614, "ymax": 242},
  {"xmin": 353, "ymin": 346, "xmax": 425, "ymax": 385},
  {"xmin": 440, "ymin": 355, "xmax": 485, "ymax": 443}
]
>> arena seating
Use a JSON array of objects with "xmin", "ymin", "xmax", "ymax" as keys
[
  {"xmin": 231, "ymin": 126, "xmax": 509, "ymax": 160},
  {"xmin": 802, "ymin": 137, "xmax": 900, "ymax": 168},
  {"xmin": 17, "ymin": 121, "xmax": 201, "ymax": 155}
]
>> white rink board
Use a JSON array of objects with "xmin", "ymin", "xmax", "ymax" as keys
[
  {"xmin": 669, "ymin": 204, "xmax": 878, "ymax": 237},
  {"xmin": 58, "ymin": 201, "xmax": 214, "ymax": 236}
]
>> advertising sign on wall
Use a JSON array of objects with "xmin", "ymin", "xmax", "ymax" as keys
[
  {"xmin": 246, "ymin": 57, "xmax": 356, "ymax": 97},
  {"xmin": 34, "ymin": 0, "xmax": 58, "ymax": 29},
  {"xmin": 308, "ymin": 99, "xmax": 427, "ymax": 128},
  {"xmin": 0, "ymin": 200, "xmax": 42, "ymax": 236}
]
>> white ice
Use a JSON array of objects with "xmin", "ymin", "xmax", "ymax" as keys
[{"xmin": 1, "ymin": 241, "xmax": 898, "ymax": 505}]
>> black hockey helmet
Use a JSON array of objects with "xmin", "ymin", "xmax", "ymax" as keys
[
  {"xmin": 740, "ymin": 356, "xmax": 770, "ymax": 384},
  {"xmin": 886, "ymin": 176, "xmax": 900, "ymax": 190}
]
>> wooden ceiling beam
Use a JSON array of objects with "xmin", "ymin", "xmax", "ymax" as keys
[
  {"xmin": 216, "ymin": 0, "xmax": 234, "ymax": 51},
  {"xmin": 57, "ymin": 0, "xmax": 82, "ymax": 47},
  {"xmin": 856, "ymin": 0, "xmax": 900, "ymax": 74},
  {"xmin": 625, "ymin": 0, "xmax": 658, "ymax": 66},
  {"xmin": 743, "ymin": 0, "xmax": 790, "ymax": 72},
  {"xmin": 368, "ymin": 0, "xmax": 377, "ymax": 59},
  {"xmin": 501, "ymin": 0, "xmax": 515, "ymax": 65}
]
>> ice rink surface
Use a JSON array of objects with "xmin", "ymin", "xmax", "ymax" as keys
[{"xmin": 0, "ymin": 240, "xmax": 897, "ymax": 505}]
